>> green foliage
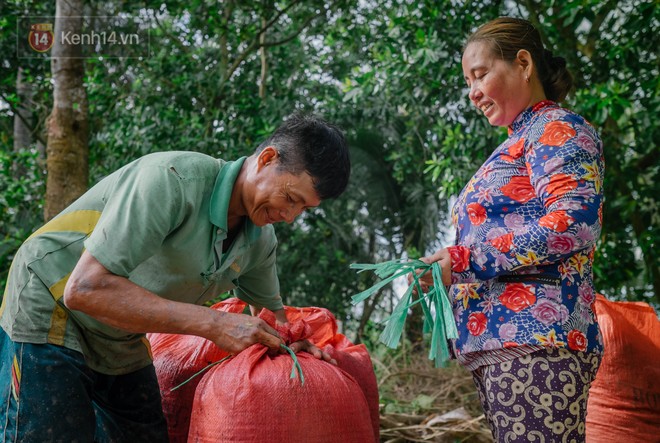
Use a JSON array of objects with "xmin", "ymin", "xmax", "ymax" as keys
[
  {"xmin": 274, "ymin": 208, "xmax": 361, "ymax": 322},
  {"xmin": 0, "ymin": 1, "xmax": 54, "ymax": 138},
  {"xmin": 0, "ymin": 0, "xmax": 658, "ymax": 327},
  {"xmin": 0, "ymin": 148, "xmax": 45, "ymax": 289},
  {"xmin": 526, "ymin": 0, "xmax": 660, "ymax": 302}
]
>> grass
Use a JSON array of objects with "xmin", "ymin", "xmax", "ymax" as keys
[{"xmin": 371, "ymin": 341, "xmax": 493, "ymax": 443}]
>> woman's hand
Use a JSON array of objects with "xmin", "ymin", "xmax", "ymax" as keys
[{"xmin": 409, "ymin": 248, "xmax": 453, "ymax": 292}]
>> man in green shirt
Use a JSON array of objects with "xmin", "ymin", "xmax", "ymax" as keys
[{"xmin": 0, "ymin": 114, "xmax": 350, "ymax": 442}]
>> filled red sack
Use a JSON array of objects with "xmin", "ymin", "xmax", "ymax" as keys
[
  {"xmin": 187, "ymin": 300, "xmax": 379, "ymax": 443},
  {"xmin": 586, "ymin": 294, "xmax": 660, "ymax": 443},
  {"xmin": 149, "ymin": 299, "xmax": 379, "ymax": 443},
  {"xmin": 260, "ymin": 306, "xmax": 380, "ymax": 440},
  {"xmin": 147, "ymin": 299, "xmax": 247, "ymax": 443}
]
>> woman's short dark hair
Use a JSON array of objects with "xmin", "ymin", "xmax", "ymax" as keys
[
  {"xmin": 256, "ymin": 114, "xmax": 350, "ymax": 200},
  {"xmin": 465, "ymin": 17, "xmax": 573, "ymax": 102}
]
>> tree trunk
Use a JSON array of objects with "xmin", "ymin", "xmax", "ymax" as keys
[
  {"xmin": 45, "ymin": 0, "xmax": 89, "ymax": 221},
  {"xmin": 14, "ymin": 67, "xmax": 47, "ymax": 171},
  {"xmin": 13, "ymin": 68, "xmax": 33, "ymax": 153},
  {"xmin": 12, "ymin": 67, "xmax": 34, "ymax": 178},
  {"xmin": 259, "ymin": 16, "xmax": 267, "ymax": 99}
]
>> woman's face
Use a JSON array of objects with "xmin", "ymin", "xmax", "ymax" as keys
[{"xmin": 461, "ymin": 41, "xmax": 531, "ymax": 127}]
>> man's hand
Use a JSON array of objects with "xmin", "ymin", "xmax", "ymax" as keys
[
  {"xmin": 288, "ymin": 339, "xmax": 337, "ymax": 365},
  {"xmin": 209, "ymin": 311, "xmax": 284, "ymax": 354}
]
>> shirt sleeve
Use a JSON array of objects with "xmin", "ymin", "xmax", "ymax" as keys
[
  {"xmin": 233, "ymin": 231, "xmax": 283, "ymax": 312},
  {"xmin": 84, "ymin": 164, "xmax": 185, "ymax": 277},
  {"xmin": 450, "ymin": 113, "xmax": 604, "ymax": 282}
]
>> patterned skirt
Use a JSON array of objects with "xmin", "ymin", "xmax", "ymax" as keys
[{"xmin": 470, "ymin": 347, "xmax": 601, "ymax": 443}]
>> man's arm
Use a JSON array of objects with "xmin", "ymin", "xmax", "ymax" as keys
[{"xmin": 63, "ymin": 250, "xmax": 283, "ymax": 354}]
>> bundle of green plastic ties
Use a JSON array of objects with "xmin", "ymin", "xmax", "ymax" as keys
[{"xmin": 350, "ymin": 259, "xmax": 459, "ymax": 367}]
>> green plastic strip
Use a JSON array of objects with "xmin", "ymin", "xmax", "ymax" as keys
[
  {"xmin": 281, "ymin": 343, "xmax": 305, "ymax": 386},
  {"xmin": 169, "ymin": 343, "xmax": 306, "ymax": 391},
  {"xmin": 350, "ymin": 259, "xmax": 458, "ymax": 367},
  {"xmin": 170, "ymin": 354, "xmax": 233, "ymax": 392}
]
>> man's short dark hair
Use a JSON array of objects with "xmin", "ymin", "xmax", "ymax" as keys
[{"xmin": 256, "ymin": 114, "xmax": 350, "ymax": 200}]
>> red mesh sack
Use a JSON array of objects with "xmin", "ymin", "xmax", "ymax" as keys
[
  {"xmin": 586, "ymin": 294, "xmax": 660, "ymax": 442},
  {"xmin": 260, "ymin": 306, "xmax": 380, "ymax": 439},
  {"xmin": 147, "ymin": 298, "xmax": 247, "ymax": 443},
  {"xmin": 187, "ymin": 301, "xmax": 379, "ymax": 443}
]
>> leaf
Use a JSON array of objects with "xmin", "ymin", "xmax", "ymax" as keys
[{"xmin": 411, "ymin": 394, "xmax": 434, "ymax": 410}]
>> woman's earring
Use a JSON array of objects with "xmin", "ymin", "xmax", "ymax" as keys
[{"xmin": 525, "ymin": 75, "xmax": 530, "ymax": 83}]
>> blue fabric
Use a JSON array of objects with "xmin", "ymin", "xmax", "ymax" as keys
[
  {"xmin": 448, "ymin": 101, "xmax": 604, "ymax": 357},
  {"xmin": 0, "ymin": 329, "xmax": 168, "ymax": 443}
]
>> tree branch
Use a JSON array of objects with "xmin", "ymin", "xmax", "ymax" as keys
[
  {"xmin": 219, "ymin": 1, "xmax": 233, "ymax": 79},
  {"xmin": 224, "ymin": 0, "xmax": 330, "ymax": 80},
  {"xmin": 522, "ymin": 0, "xmax": 550, "ymax": 48},
  {"xmin": 224, "ymin": 0, "xmax": 302, "ymax": 79},
  {"xmin": 583, "ymin": 1, "xmax": 617, "ymax": 59},
  {"xmin": 0, "ymin": 92, "xmax": 47, "ymax": 146},
  {"xmin": 153, "ymin": 13, "xmax": 191, "ymax": 55},
  {"xmin": 258, "ymin": 0, "xmax": 305, "ymax": 38},
  {"xmin": 261, "ymin": 10, "xmax": 322, "ymax": 47},
  {"xmin": 259, "ymin": 16, "xmax": 268, "ymax": 99}
]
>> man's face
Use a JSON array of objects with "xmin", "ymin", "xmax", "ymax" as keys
[{"xmin": 248, "ymin": 151, "xmax": 321, "ymax": 226}]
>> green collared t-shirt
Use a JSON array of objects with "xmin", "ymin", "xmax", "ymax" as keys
[{"xmin": 0, "ymin": 151, "xmax": 282, "ymax": 374}]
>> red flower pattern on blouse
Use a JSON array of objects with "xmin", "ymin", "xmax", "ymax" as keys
[
  {"xmin": 448, "ymin": 246, "xmax": 471, "ymax": 272},
  {"xmin": 539, "ymin": 210, "xmax": 574, "ymax": 232},
  {"xmin": 538, "ymin": 120, "xmax": 577, "ymax": 146},
  {"xmin": 501, "ymin": 139, "xmax": 525, "ymax": 163},
  {"xmin": 490, "ymin": 232, "xmax": 514, "ymax": 253},
  {"xmin": 500, "ymin": 176, "xmax": 535, "ymax": 203},
  {"xmin": 547, "ymin": 173, "xmax": 578, "ymax": 196},
  {"xmin": 499, "ymin": 284, "xmax": 536, "ymax": 312},
  {"xmin": 467, "ymin": 312, "xmax": 488, "ymax": 336},
  {"xmin": 546, "ymin": 173, "xmax": 578, "ymax": 207},
  {"xmin": 567, "ymin": 329, "xmax": 587, "ymax": 351},
  {"xmin": 466, "ymin": 202, "xmax": 487, "ymax": 225}
]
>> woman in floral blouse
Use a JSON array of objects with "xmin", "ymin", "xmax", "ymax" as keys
[{"xmin": 417, "ymin": 17, "xmax": 604, "ymax": 442}]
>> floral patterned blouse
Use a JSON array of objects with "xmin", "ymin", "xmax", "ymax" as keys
[{"xmin": 447, "ymin": 100, "xmax": 604, "ymax": 358}]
